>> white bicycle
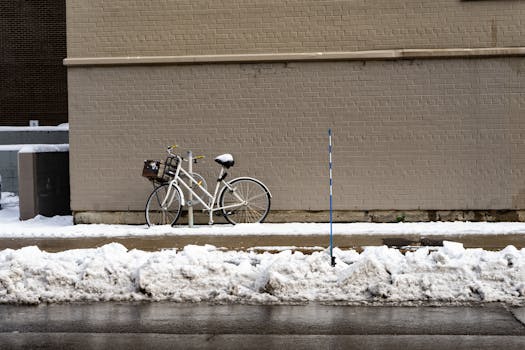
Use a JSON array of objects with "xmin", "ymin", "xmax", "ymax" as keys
[{"xmin": 142, "ymin": 146, "xmax": 271, "ymax": 226}]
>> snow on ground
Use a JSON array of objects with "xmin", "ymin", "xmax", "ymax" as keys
[
  {"xmin": 1, "ymin": 193, "xmax": 525, "ymax": 305},
  {"xmin": 4, "ymin": 194, "xmax": 525, "ymax": 238},
  {"xmin": 0, "ymin": 242, "xmax": 523, "ymax": 304}
]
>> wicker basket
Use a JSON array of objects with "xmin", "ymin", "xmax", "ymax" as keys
[{"xmin": 142, "ymin": 156, "xmax": 179, "ymax": 183}]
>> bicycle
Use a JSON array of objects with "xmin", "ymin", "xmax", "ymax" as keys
[{"xmin": 142, "ymin": 145, "xmax": 271, "ymax": 226}]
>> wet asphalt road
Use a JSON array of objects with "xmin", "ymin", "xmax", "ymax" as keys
[{"xmin": 0, "ymin": 303, "xmax": 524, "ymax": 349}]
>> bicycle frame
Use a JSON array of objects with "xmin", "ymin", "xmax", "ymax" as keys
[{"xmin": 160, "ymin": 155, "xmax": 246, "ymax": 224}]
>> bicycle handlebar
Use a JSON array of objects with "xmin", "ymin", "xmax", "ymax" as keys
[
  {"xmin": 166, "ymin": 145, "xmax": 205, "ymax": 163},
  {"xmin": 167, "ymin": 145, "xmax": 178, "ymax": 156}
]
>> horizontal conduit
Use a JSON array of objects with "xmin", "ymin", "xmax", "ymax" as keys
[{"xmin": 64, "ymin": 47, "xmax": 525, "ymax": 67}]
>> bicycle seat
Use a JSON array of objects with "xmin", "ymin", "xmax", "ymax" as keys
[{"xmin": 214, "ymin": 154, "xmax": 235, "ymax": 168}]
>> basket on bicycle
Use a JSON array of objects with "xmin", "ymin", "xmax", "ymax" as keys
[{"xmin": 142, "ymin": 156, "xmax": 179, "ymax": 184}]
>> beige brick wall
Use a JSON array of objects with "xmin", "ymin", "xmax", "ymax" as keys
[
  {"xmin": 67, "ymin": 0, "xmax": 525, "ymax": 58},
  {"xmin": 68, "ymin": 57, "xmax": 525, "ymax": 212}
]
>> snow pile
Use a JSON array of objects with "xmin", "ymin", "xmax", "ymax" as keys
[
  {"xmin": 1, "ymin": 242, "xmax": 524, "ymax": 305},
  {"xmin": 0, "ymin": 192, "xmax": 18, "ymax": 207},
  {"xmin": 0, "ymin": 193, "xmax": 71, "ymax": 228},
  {"xmin": 0, "ymin": 193, "xmax": 19, "ymax": 223}
]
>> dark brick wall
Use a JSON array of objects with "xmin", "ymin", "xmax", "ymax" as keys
[{"xmin": 0, "ymin": 0, "xmax": 67, "ymax": 126}]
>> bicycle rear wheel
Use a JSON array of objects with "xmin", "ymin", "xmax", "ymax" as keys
[
  {"xmin": 219, "ymin": 178, "xmax": 271, "ymax": 224},
  {"xmin": 145, "ymin": 184, "xmax": 182, "ymax": 226}
]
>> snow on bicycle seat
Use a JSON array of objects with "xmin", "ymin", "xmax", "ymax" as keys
[{"xmin": 214, "ymin": 154, "xmax": 235, "ymax": 168}]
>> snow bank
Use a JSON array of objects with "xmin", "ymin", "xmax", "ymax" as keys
[
  {"xmin": 1, "ymin": 243, "xmax": 523, "ymax": 305},
  {"xmin": 0, "ymin": 192, "xmax": 18, "ymax": 207},
  {"xmin": 0, "ymin": 193, "xmax": 20, "ymax": 223}
]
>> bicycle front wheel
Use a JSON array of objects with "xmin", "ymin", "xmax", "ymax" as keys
[
  {"xmin": 219, "ymin": 178, "xmax": 271, "ymax": 224},
  {"xmin": 145, "ymin": 184, "xmax": 182, "ymax": 226}
]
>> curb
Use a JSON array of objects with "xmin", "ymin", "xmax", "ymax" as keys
[{"xmin": 1, "ymin": 233, "xmax": 524, "ymax": 252}]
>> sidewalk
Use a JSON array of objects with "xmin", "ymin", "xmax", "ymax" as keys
[{"xmin": 2, "ymin": 193, "xmax": 525, "ymax": 251}]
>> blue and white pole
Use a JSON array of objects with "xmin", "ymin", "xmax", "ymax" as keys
[{"xmin": 329, "ymin": 129, "xmax": 336, "ymax": 267}]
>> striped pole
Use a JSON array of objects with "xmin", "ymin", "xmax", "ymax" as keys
[
  {"xmin": 188, "ymin": 150, "xmax": 194, "ymax": 228},
  {"xmin": 329, "ymin": 129, "xmax": 335, "ymax": 266}
]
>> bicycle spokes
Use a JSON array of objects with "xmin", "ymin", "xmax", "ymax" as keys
[{"xmin": 219, "ymin": 178, "xmax": 270, "ymax": 224}]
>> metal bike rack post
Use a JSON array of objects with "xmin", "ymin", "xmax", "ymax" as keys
[{"xmin": 188, "ymin": 150, "xmax": 194, "ymax": 228}]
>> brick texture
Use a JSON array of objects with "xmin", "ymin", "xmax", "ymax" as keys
[
  {"xmin": 67, "ymin": 0, "xmax": 525, "ymax": 58},
  {"xmin": 0, "ymin": 0, "xmax": 68, "ymax": 126},
  {"xmin": 68, "ymin": 58, "xmax": 525, "ymax": 212}
]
